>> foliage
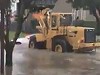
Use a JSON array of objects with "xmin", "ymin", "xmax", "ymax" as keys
[
  {"xmin": 66, "ymin": 0, "xmax": 100, "ymax": 14},
  {"xmin": 67, "ymin": 0, "xmax": 100, "ymax": 34},
  {"xmin": 14, "ymin": 0, "xmax": 58, "ymax": 43},
  {"xmin": 16, "ymin": 0, "xmax": 57, "ymax": 12},
  {"xmin": 2, "ymin": 0, "xmax": 58, "ymax": 66},
  {"xmin": 0, "ymin": 0, "xmax": 10, "ymax": 9}
]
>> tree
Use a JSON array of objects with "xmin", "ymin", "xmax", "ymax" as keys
[
  {"xmin": 4, "ymin": 0, "xmax": 57, "ymax": 66},
  {"xmin": 0, "ymin": 0, "xmax": 11, "ymax": 74},
  {"xmin": 67, "ymin": 0, "xmax": 100, "ymax": 35}
]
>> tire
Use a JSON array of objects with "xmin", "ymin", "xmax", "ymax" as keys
[
  {"xmin": 67, "ymin": 44, "xmax": 73, "ymax": 52},
  {"xmin": 28, "ymin": 36, "xmax": 36, "ymax": 48},
  {"xmin": 35, "ymin": 41, "xmax": 46, "ymax": 49},
  {"xmin": 28, "ymin": 39, "xmax": 35, "ymax": 48},
  {"xmin": 52, "ymin": 39, "xmax": 68, "ymax": 53},
  {"xmin": 28, "ymin": 36, "xmax": 46, "ymax": 49}
]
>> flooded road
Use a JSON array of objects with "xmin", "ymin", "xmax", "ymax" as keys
[
  {"xmin": 7, "ymin": 43, "xmax": 100, "ymax": 74},
  {"xmin": 1, "ymin": 37, "xmax": 100, "ymax": 75}
]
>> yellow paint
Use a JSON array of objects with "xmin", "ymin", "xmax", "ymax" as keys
[{"xmin": 31, "ymin": 10, "xmax": 100, "ymax": 52}]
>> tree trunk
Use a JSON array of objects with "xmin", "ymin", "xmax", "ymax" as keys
[
  {"xmin": 5, "ymin": 8, "xmax": 14, "ymax": 66},
  {"xmin": 13, "ymin": 3, "xmax": 25, "ymax": 43},
  {"xmin": 6, "ymin": 50, "xmax": 13, "ymax": 66},
  {"xmin": 0, "ymin": 8, "xmax": 5, "ymax": 74},
  {"xmin": 96, "ymin": 19, "xmax": 100, "ymax": 35},
  {"xmin": 93, "ymin": 9, "xmax": 100, "ymax": 35},
  {"xmin": 5, "ymin": 1, "xmax": 30, "ymax": 66},
  {"xmin": 95, "ymin": 12, "xmax": 100, "ymax": 35},
  {"xmin": 5, "ymin": 42, "xmax": 14, "ymax": 66},
  {"xmin": 5, "ymin": 2, "xmax": 26, "ymax": 66}
]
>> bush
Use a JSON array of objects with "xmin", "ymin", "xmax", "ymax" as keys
[{"xmin": 82, "ymin": 21, "xmax": 96, "ymax": 28}]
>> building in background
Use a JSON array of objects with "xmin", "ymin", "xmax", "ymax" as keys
[
  {"xmin": 53, "ymin": 0, "xmax": 95, "ymax": 21},
  {"xmin": 10, "ymin": 0, "xmax": 96, "ymax": 33},
  {"xmin": 10, "ymin": 0, "xmax": 96, "ymax": 22}
]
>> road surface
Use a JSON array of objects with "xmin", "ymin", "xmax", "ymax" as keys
[{"xmin": 1, "ymin": 37, "xmax": 100, "ymax": 75}]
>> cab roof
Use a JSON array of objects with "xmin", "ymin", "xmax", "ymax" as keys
[{"xmin": 51, "ymin": 12, "xmax": 73, "ymax": 15}]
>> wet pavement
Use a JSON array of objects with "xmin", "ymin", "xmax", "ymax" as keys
[{"xmin": 1, "ymin": 37, "xmax": 100, "ymax": 75}]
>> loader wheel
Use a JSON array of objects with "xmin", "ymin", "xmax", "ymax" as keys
[
  {"xmin": 52, "ymin": 39, "xmax": 67, "ymax": 53},
  {"xmin": 28, "ymin": 36, "xmax": 36, "ymax": 48},
  {"xmin": 35, "ymin": 41, "xmax": 46, "ymax": 49},
  {"xmin": 28, "ymin": 40, "xmax": 35, "ymax": 48}
]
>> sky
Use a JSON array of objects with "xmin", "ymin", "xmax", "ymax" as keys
[{"xmin": 11, "ymin": 3, "xmax": 17, "ymax": 13}]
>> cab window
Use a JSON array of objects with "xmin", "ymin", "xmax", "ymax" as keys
[
  {"xmin": 60, "ymin": 14, "xmax": 72, "ymax": 26},
  {"xmin": 51, "ymin": 16, "xmax": 57, "ymax": 27}
]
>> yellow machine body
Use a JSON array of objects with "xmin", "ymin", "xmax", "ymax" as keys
[{"xmin": 30, "ymin": 10, "xmax": 100, "ymax": 52}]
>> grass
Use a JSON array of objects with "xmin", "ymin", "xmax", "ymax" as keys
[{"xmin": 9, "ymin": 31, "xmax": 26, "ymax": 40}]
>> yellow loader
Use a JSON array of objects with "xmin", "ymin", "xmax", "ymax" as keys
[{"xmin": 28, "ymin": 9, "xmax": 100, "ymax": 52}]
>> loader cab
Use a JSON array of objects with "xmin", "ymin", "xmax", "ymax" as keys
[
  {"xmin": 34, "ymin": 12, "xmax": 73, "ymax": 31},
  {"xmin": 50, "ymin": 13, "xmax": 73, "ymax": 29},
  {"xmin": 60, "ymin": 13, "xmax": 72, "ymax": 26}
]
